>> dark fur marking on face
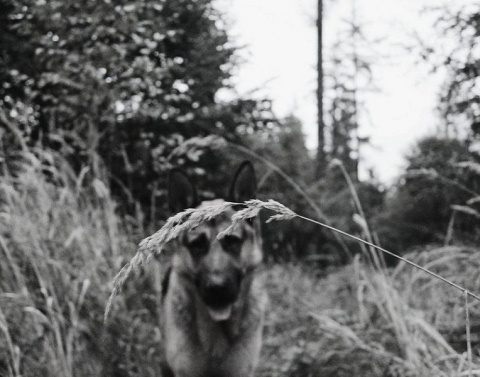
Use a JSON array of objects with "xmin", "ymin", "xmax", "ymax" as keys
[
  {"xmin": 184, "ymin": 233, "xmax": 210, "ymax": 261},
  {"xmin": 161, "ymin": 266, "xmax": 172, "ymax": 300},
  {"xmin": 219, "ymin": 234, "xmax": 244, "ymax": 257}
]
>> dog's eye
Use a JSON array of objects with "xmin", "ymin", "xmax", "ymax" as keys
[
  {"xmin": 220, "ymin": 235, "xmax": 243, "ymax": 257},
  {"xmin": 186, "ymin": 234, "xmax": 209, "ymax": 259}
]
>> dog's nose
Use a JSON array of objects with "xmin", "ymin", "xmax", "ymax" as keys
[
  {"xmin": 206, "ymin": 273, "xmax": 226, "ymax": 287},
  {"xmin": 201, "ymin": 274, "xmax": 238, "ymax": 309},
  {"xmin": 205, "ymin": 276, "xmax": 229, "ymax": 295}
]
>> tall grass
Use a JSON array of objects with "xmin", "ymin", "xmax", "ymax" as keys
[
  {"xmin": 0, "ymin": 145, "xmax": 158, "ymax": 376},
  {"xmin": 107, "ymin": 197, "xmax": 480, "ymax": 376},
  {"xmin": 106, "ymin": 136, "xmax": 480, "ymax": 376},
  {"xmin": 2, "ymin": 132, "xmax": 479, "ymax": 377}
]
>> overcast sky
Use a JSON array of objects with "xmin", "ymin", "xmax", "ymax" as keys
[{"xmin": 215, "ymin": 0, "xmax": 462, "ymax": 184}]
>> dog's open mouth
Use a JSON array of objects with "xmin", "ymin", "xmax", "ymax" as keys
[
  {"xmin": 200, "ymin": 282, "xmax": 239, "ymax": 321},
  {"xmin": 198, "ymin": 273, "xmax": 242, "ymax": 321},
  {"xmin": 207, "ymin": 303, "xmax": 233, "ymax": 321}
]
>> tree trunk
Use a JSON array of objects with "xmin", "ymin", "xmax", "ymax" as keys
[{"xmin": 316, "ymin": 0, "xmax": 325, "ymax": 179}]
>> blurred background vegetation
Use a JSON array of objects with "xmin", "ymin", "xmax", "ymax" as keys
[{"xmin": 1, "ymin": 0, "xmax": 480, "ymax": 376}]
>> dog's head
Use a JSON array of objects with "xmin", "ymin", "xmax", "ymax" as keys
[{"xmin": 168, "ymin": 161, "xmax": 262, "ymax": 321}]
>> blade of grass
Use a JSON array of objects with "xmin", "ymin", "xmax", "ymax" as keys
[
  {"xmin": 331, "ymin": 159, "xmax": 386, "ymax": 270},
  {"xmin": 465, "ymin": 291, "xmax": 473, "ymax": 377},
  {"xmin": 227, "ymin": 141, "xmax": 352, "ymax": 260},
  {"xmin": 292, "ymin": 212, "xmax": 480, "ymax": 303}
]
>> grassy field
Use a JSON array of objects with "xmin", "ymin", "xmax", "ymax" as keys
[
  {"xmin": 260, "ymin": 248, "xmax": 480, "ymax": 377},
  {"xmin": 0, "ymin": 150, "xmax": 479, "ymax": 376}
]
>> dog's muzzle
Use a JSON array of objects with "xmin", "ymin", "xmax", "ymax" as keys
[{"xmin": 197, "ymin": 270, "xmax": 242, "ymax": 321}]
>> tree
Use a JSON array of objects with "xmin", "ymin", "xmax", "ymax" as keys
[
  {"xmin": 238, "ymin": 115, "xmax": 319, "ymax": 260},
  {"xmin": 317, "ymin": 0, "xmax": 326, "ymax": 179},
  {"xmin": 375, "ymin": 137, "xmax": 479, "ymax": 252},
  {"xmin": 0, "ymin": 0, "xmax": 37, "ymax": 143},
  {"xmin": 420, "ymin": 4, "xmax": 480, "ymax": 139},
  {"xmin": 0, "ymin": 0, "xmax": 274, "ymax": 210},
  {"xmin": 323, "ymin": 3, "xmax": 375, "ymax": 181}
]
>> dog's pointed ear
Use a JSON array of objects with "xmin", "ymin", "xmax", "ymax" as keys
[
  {"xmin": 168, "ymin": 169, "xmax": 199, "ymax": 213},
  {"xmin": 228, "ymin": 161, "xmax": 257, "ymax": 203}
]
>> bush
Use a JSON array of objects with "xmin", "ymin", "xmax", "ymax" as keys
[{"xmin": 375, "ymin": 136, "xmax": 480, "ymax": 253}]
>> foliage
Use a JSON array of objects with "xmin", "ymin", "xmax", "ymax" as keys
[
  {"xmin": 375, "ymin": 136, "xmax": 480, "ymax": 252},
  {"xmin": 158, "ymin": 120, "xmax": 318, "ymax": 261},
  {"xmin": 161, "ymin": 123, "xmax": 385, "ymax": 263},
  {"xmin": 245, "ymin": 115, "xmax": 320, "ymax": 260},
  {"xmin": 1, "ymin": 0, "xmax": 233, "ymax": 127},
  {"xmin": 420, "ymin": 4, "xmax": 480, "ymax": 139},
  {"xmin": 323, "ymin": 12, "xmax": 376, "ymax": 180},
  {"xmin": 318, "ymin": 161, "xmax": 384, "ymax": 251},
  {"xmin": 0, "ymin": 0, "xmax": 274, "ymax": 215}
]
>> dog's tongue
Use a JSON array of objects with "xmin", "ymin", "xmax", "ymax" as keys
[{"xmin": 207, "ymin": 305, "xmax": 232, "ymax": 321}]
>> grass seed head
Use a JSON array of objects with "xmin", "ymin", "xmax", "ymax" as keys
[{"xmin": 105, "ymin": 200, "xmax": 236, "ymax": 322}]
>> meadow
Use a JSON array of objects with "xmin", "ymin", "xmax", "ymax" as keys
[{"xmin": 0, "ymin": 145, "xmax": 478, "ymax": 377}]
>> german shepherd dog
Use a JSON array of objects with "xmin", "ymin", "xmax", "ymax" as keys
[{"xmin": 160, "ymin": 161, "xmax": 267, "ymax": 377}]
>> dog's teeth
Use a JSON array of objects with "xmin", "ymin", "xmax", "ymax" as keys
[{"xmin": 208, "ymin": 305, "xmax": 232, "ymax": 321}]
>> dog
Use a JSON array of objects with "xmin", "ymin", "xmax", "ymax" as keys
[{"xmin": 160, "ymin": 161, "xmax": 267, "ymax": 377}]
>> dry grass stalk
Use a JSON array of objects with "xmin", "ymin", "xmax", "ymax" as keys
[
  {"xmin": 106, "ymin": 196, "xmax": 480, "ymax": 317},
  {"xmin": 0, "ymin": 142, "xmax": 135, "ymax": 376},
  {"xmin": 105, "ymin": 199, "xmax": 296, "ymax": 322},
  {"xmin": 167, "ymin": 135, "xmax": 353, "ymax": 258},
  {"xmin": 465, "ymin": 291, "xmax": 473, "ymax": 377},
  {"xmin": 104, "ymin": 201, "xmax": 234, "ymax": 321},
  {"xmin": 330, "ymin": 158, "xmax": 386, "ymax": 270},
  {"xmin": 295, "ymin": 211, "xmax": 480, "ymax": 304}
]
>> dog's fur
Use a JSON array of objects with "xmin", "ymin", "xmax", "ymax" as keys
[{"xmin": 160, "ymin": 161, "xmax": 267, "ymax": 377}]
